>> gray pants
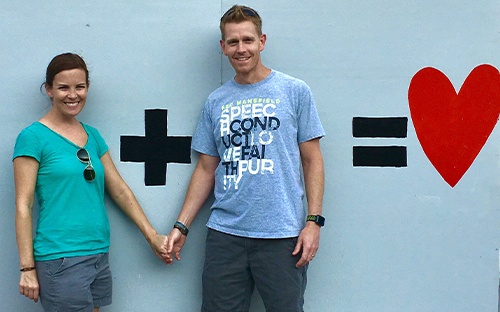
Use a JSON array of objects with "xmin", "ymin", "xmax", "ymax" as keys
[{"xmin": 201, "ymin": 229, "xmax": 308, "ymax": 312}]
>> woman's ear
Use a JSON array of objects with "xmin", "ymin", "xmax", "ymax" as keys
[{"xmin": 45, "ymin": 83, "xmax": 53, "ymax": 99}]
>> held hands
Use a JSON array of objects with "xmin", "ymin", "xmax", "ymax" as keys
[
  {"xmin": 19, "ymin": 270, "xmax": 39, "ymax": 303},
  {"xmin": 148, "ymin": 233, "xmax": 173, "ymax": 265},
  {"xmin": 293, "ymin": 222, "xmax": 321, "ymax": 268},
  {"xmin": 141, "ymin": 227, "xmax": 189, "ymax": 265}
]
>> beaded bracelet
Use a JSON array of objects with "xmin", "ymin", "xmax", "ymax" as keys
[{"xmin": 20, "ymin": 266, "xmax": 36, "ymax": 272}]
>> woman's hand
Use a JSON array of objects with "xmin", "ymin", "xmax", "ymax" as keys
[
  {"xmin": 148, "ymin": 233, "xmax": 172, "ymax": 264},
  {"xmin": 19, "ymin": 270, "xmax": 39, "ymax": 302}
]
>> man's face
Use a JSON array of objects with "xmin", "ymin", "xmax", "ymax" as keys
[{"xmin": 220, "ymin": 21, "xmax": 266, "ymax": 79}]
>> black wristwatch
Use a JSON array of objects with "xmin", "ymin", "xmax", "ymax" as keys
[
  {"xmin": 173, "ymin": 221, "xmax": 189, "ymax": 236},
  {"xmin": 306, "ymin": 214, "xmax": 325, "ymax": 227}
]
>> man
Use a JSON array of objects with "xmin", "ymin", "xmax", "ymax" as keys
[{"xmin": 166, "ymin": 5, "xmax": 325, "ymax": 311}]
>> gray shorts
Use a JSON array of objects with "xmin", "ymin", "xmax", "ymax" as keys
[
  {"xmin": 201, "ymin": 229, "xmax": 308, "ymax": 312},
  {"xmin": 36, "ymin": 253, "xmax": 112, "ymax": 312}
]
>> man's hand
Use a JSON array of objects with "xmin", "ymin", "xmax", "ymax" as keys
[
  {"xmin": 292, "ymin": 222, "xmax": 320, "ymax": 268},
  {"xmin": 166, "ymin": 228, "xmax": 187, "ymax": 262}
]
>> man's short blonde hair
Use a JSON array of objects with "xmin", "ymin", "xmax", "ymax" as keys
[{"xmin": 220, "ymin": 5, "xmax": 262, "ymax": 40}]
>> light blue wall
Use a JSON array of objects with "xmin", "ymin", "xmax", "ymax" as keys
[{"xmin": 1, "ymin": 1, "xmax": 499, "ymax": 311}]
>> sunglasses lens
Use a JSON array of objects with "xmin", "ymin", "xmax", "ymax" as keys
[
  {"xmin": 84, "ymin": 166, "xmax": 96, "ymax": 181},
  {"xmin": 77, "ymin": 149, "xmax": 90, "ymax": 162},
  {"xmin": 77, "ymin": 149, "xmax": 95, "ymax": 182},
  {"xmin": 242, "ymin": 8, "xmax": 256, "ymax": 16}
]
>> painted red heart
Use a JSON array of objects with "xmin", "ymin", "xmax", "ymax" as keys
[{"xmin": 408, "ymin": 64, "xmax": 500, "ymax": 187}]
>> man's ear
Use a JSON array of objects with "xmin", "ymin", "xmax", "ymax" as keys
[
  {"xmin": 259, "ymin": 34, "xmax": 267, "ymax": 52},
  {"xmin": 220, "ymin": 39, "xmax": 228, "ymax": 56}
]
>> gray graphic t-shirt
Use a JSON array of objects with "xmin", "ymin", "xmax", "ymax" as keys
[{"xmin": 192, "ymin": 70, "xmax": 325, "ymax": 238}]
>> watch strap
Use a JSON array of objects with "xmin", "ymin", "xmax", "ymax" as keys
[{"xmin": 173, "ymin": 221, "xmax": 189, "ymax": 236}]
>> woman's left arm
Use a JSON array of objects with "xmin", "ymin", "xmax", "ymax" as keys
[{"xmin": 101, "ymin": 151, "xmax": 170, "ymax": 264}]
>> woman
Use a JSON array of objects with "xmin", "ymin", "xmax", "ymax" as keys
[{"xmin": 13, "ymin": 53, "xmax": 169, "ymax": 312}]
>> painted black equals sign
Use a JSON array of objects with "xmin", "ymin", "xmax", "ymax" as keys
[{"xmin": 352, "ymin": 117, "xmax": 408, "ymax": 167}]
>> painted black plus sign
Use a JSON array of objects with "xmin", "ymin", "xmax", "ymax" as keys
[{"xmin": 120, "ymin": 109, "xmax": 192, "ymax": 186}]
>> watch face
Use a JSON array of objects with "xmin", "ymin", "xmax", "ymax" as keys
[{"xmin": 307, "ymin": 215, "xmax": 325, "ymax": 227}]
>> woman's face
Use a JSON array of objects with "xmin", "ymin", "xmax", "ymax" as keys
[{"xmin": 45, "ymin": 68, "xmax": 88, "ymax": 119}]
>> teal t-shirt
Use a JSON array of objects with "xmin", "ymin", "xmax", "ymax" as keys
[{"xmin": 13, "ymin": 122, "xmax": 110, "ymax": 261}]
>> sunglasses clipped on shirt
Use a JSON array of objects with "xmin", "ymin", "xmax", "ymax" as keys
[{"xmin": 77, "ymin": 148, "xmax": 96, "ymax": 182}]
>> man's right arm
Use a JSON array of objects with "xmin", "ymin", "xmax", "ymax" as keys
[{"xmin": 165, "ymin": 153, "xmax": 219, "ymax": 262}]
